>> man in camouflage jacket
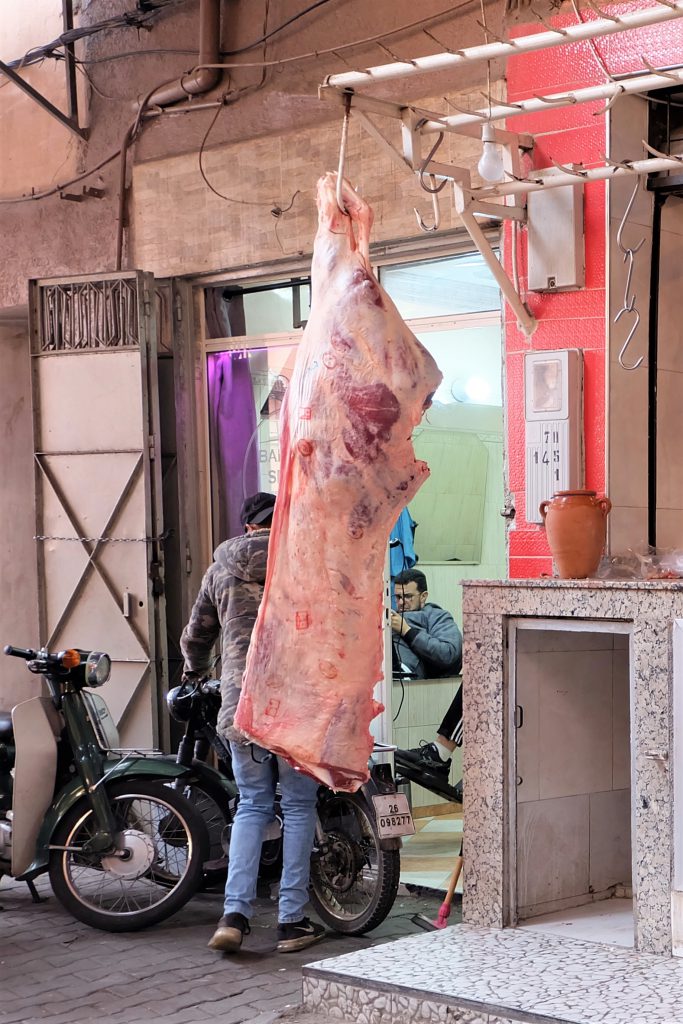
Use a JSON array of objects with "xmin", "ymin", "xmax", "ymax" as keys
[
  {"xmin": 180, "ymin": 491, "xmax": 324, "ymax": 956},
  {"xmin": 180, "ymin": 501, "xmax": 270, "ymax": 744}
]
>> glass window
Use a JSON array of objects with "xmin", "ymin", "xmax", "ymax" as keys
[
  {"xmin": 242, "ymin": 283, "xmax": 311, "ymax": 334},
  {"xmin": 406, "ymin": 323, "xmax": 504, "ymax": 563},
  {"xmin": 379, "ymin": 253, "xmax": 500, "ymax": 319},
  {"xmin": 415, "ymin": 324, "xmax": 503, "ymax": 407}
]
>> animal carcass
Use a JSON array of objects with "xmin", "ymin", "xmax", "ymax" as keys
[{"xmin": 235, "ymin": 173, "xmax": 442, "ymax": 790}]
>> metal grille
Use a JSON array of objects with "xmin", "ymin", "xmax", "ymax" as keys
[{"xmin": 39, "ymin": 279, "xmax": 140, "ymax": 351}]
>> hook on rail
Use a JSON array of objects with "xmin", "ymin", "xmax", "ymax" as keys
[
  {"xmin": 336, "ymin": 92, "xmax": 353, "ymax": 215},
  {"xmin": 614, "ymin": 177, "xmax": 646, "ymax": 371},
  {"xmin": 414, "ymin": 175, "xmax": 442, "ymax": 232},
  {"xmin": 417, "ymin": 131, "xmax": 449, "ymax": 193}
]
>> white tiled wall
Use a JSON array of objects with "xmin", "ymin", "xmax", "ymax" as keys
[
  {"xmin": 390, "ymin": 426, "xmax": 505, "ymax": 811},
  {"xmin": 515, "ymin": 630, "xmax": 632, "ymax": 916},
  {"xmin": 392, "ymin": 676, "xmax": 462, "ymax": 811}
]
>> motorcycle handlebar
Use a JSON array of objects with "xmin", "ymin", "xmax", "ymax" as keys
[{"xmin": 4, "ymin": 645, "xmax": 38, "ymax": 660}]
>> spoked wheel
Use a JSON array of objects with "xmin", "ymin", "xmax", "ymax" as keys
[
  {"xmin": 309, "ymin": 791, "xmax": 400, "ymax": 935},
  {"xmin": 48, "ymin": 779, "xmax": 207, "ymax": 932}
]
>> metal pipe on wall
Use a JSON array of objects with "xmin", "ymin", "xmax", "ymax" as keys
[
  {"xmin": 141, "ymin": 0, "xmax": 222, "ymax": 108},
  {"xmin": 647, "ymin": 194, "xmax": 666, "ymax": 547}
]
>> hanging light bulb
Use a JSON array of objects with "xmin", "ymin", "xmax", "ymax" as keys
[{"xmin": 477, "ymin": 123, "xmax": 505, "ymax": 183}]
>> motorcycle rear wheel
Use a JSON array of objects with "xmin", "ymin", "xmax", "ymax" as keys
[
  {"xmin": 309, "ymin": 791, "xmax": 400, "ymax": 935},
  {"xmin": 48, "ymin": 779, "xmax": 206, "ymax": 932}
]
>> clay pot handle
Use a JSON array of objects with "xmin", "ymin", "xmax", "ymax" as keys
[
  {"xmin": 539, "ymin": 499, "xmax": 550, "ymax": 523},
  {"xmin": 598, "ymin": 496, "xmax": 612, "ymax": 517}
]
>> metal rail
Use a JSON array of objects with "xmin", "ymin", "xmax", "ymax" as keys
[
  {"xmin": 322, "ymin": 0, "xmax": 683, "ymax": 91},
  {"xmin": 420, "ymin": 66, "xmax": 683, "ymax": 134}
]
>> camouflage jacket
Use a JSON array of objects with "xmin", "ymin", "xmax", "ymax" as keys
[{"xmin": 180, "ymin": 530, "xmax": 269, "ymax": 742}]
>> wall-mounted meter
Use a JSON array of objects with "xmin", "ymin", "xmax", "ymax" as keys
[{"xmin": 524, "ymin": 349, "xmax": 583, "ymax": 524}]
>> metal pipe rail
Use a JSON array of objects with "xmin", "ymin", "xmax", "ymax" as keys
[
  {"xmin": 420, "ymin": 66, "xmax": 683, "ymax": 134},
  {"xmin": 322, "ymin": 0, "xmax": 683, "ymax": 91},
  {"xmin": 469, "ymin": 155, "xmax": 683, "ymax": 199}
]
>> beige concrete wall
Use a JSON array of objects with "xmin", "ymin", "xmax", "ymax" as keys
[
  {"xmin": 0, "ymin": 0, "xmax": 81, "ymax": 195},
  {"xmin": 0, "ymin": 0, "xmax": 510, "ymax": 306},
  {"xmin": 0, "ymin": 321, "xmax": 40, "ymax": 710},
  {"xmin": 131, "ymin": 87, "xmax": 490, "ymax": 278}
]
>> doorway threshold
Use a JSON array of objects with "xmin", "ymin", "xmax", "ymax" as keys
[{"xmin": 518, "ymin": 897, "xmax": 634, "ymax": 948}]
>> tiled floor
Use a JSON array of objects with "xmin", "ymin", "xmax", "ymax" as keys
[
  {"xmin": 304, "ymin": 922, "xmax": 683, "ymax": 1024},
  {"xmin": 520, "ymin": 897, "xmax": 634, "ymax": 947},
  {"xmin": 400, "ymin": 812, "xmax": 463, "ymax": 892}
]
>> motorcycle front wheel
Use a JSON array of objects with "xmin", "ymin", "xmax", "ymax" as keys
[
  {"xmin": 309, "ymin": 791, "xmax": 400, "ymax": 935},
  {"xmin": 48, "ymin": 779, "xmax": 206, "ymax": 932}
]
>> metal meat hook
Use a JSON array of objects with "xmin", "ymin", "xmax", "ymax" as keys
[
  {"xmin": 414, "ymin": 175, "xmax": 442, "ymax": 232},
  {"xmin": 336, "ymin": 93, "xmax": 352, "ymax": 215},
  {"xmin": 614, "ymin": 177, "xmax": 646, "ymax": 371}
]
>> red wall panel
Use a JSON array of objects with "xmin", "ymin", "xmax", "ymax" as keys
[
  {"xmin": 504, "ymin": 10, "xmax": 610, "ymax": 576},
  {"xmin": 502, "ymin": 2, "xmax": 680, "ymax": 577}
]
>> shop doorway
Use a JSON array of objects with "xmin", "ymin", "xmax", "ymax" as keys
[
  {"xmin": 510, "ymin": 621, "xmax": 634, "ymax": 947},
  {"xmin": 199, "ymin": 248, "xmax": 507, "ymax": 885}
]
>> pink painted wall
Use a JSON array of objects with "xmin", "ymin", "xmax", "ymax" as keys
[{"xmin": 503, "ymin": 3, "xmax": 683, "ymax": 578}]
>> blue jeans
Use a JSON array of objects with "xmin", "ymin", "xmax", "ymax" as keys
[{"xmin": 225, "ymin": 741, "xmax": 319, "ymax": 923}]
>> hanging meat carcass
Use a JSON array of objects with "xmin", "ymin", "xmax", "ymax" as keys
[{"xmin": 234, "ymin": 173, "xmax": 442, "ymax": 791}]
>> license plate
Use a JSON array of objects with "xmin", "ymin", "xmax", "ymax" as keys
[{"xmin": 372, "ymin": 793, "xmax": 415, "ymax": 838}]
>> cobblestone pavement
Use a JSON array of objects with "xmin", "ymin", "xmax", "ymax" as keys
[{"xmin": 0, "ymin": 875, "xmax": 451, "ymax": 1024}]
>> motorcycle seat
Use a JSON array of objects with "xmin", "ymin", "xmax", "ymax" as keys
[{"xmin": 0, "ymin": 712, "xmax": 13, "ymax": 742}]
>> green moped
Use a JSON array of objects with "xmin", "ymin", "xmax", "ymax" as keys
[{"xmin": 0, "ymin": 643, "xmax": 222, "ymax": 931}]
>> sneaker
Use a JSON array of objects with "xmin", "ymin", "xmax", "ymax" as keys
[
  {"xmin": 276, "ymin": 917, "xmax": 325, "ymax": 953},
  {"xmin": 395, "ymin": 741, "xmax": 451, "ymax": 778},
  {"xmin": 208, "ymin": 912, "xmax": 250, "ymax": 952}
]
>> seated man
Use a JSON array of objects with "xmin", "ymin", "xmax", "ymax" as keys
[{"xmin": 391, "ymin": 569, "xmax": 463, "ymax": 791}]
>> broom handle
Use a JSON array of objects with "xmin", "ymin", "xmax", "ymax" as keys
[{"xmin": 443, "ymin": 855, "xmax": 463, "ymax": 908}]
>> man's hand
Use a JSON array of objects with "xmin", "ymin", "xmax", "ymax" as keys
[{"xmin": 390, "ymin": 610, "xmax": 410, "ymax": 637}]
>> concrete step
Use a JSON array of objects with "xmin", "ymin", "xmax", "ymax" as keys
[{"xmin": 301, "ymin": 922, "xmax": 683, "ymax": 1024}]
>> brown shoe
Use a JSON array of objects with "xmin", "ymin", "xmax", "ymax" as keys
[{"xmin": 208, "ymin": 912, "xmax": 250, "ymax": 952}]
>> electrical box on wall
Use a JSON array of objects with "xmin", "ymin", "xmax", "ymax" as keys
[
  {"xmin": 524, "ymin": 349, "xmax": 583, "ymax": 525},
  {"xmin": 527, "ymin": 184, "xmax": 585, "ymax": 292}
]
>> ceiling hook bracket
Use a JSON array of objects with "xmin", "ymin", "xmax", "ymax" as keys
[{"xmin": 414, "ymin": 175, "xmax": 442, "ymax": 232}]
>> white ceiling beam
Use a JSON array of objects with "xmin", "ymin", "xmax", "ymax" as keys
[
  {"xmin": 321, "ymin": 1, "xmax": 683, "ymax": 91},
  {"xmin": 420, "ymin": 66, "xmax": 683, "ymax": 133}
]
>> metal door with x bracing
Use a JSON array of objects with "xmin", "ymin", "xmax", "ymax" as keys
[{"xmin": 29, "ymin": 271, "xmax": 168, "ymax": 748}]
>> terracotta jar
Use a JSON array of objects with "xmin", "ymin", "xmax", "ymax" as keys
[{"xmin": 539, "ymin": 490, "xmax": 612, "ymax": 579}]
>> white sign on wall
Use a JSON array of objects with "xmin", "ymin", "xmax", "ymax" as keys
[{"xmin": 524, "ymin": 349, "xmax": 584, "ymax": 524}]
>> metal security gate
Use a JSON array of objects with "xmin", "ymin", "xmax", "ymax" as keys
[{"xmin": 28, "ymin": 272, "xmax": 168, "ymax": 748}]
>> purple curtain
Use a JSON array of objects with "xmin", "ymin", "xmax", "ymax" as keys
[{"xmin": 204, "ymin": 289, "xmax": 259, "ymax": 544}]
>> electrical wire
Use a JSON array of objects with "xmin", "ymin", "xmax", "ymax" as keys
[
  {"xmin": 25, "ymin": 0, "xmax": 483, "ymax": 72},
  {"xmin": 221, "ymin": 0, "xmax": 339, "ymax": 57},
  {"xmin": 2, "ymin": 0, "xmax": 186, "ymax": 71},
  {"xmin": 0, "ymin": 148, "xmax": 121, "ymax": 204},
  {"xmin": 3, "ymin": 0, "xmax": 338, "ymax": 72}
]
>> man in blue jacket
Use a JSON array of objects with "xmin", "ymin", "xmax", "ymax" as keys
[{"xmin": 391, "ymin": 569, "xmax": 463, "ymax": 796}]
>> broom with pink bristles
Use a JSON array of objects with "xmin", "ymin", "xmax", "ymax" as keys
[{"xmin": 412, "ymin": 838, "xmax": 464, "ymax": 931}]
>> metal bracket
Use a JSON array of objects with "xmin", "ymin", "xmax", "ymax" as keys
[
  {"xmin": 454, "ymin": 178, "xmax": 537, "ymax": 337},
  {"xmin": 0, "ymin": 57, "xmax": 87, "ymax": 141},
  {"xmin": 323, "ymin": 86, "xmax": 536, "ymax": 335}
]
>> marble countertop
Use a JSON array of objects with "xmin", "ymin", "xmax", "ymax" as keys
[{"xmin": 463, "ymin": 577, "xmax": 683, "ymax": 591}]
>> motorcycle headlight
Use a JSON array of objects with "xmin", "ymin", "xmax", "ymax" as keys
[{"xmin": 85, "ymin": 652, "xmax": 111, "ymax": 687}]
